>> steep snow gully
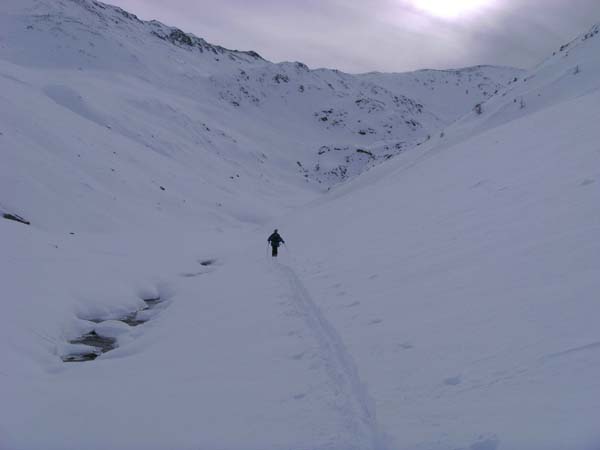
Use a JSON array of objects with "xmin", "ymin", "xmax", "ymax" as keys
[{"xmin": 274, "ymin": 262, "xmax": 386, "ymax": 450}]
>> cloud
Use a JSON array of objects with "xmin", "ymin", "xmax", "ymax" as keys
[{"xmin": 108, "ymin": 0, "xmax": 600, "ymax": 73}]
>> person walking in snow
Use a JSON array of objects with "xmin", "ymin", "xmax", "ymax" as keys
[{"xmin": 267, "ymin": 229, "xmax": 285, "ymax": 257}]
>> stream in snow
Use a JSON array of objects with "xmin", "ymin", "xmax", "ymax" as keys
[{"xmin": 62, "ymin": 296, "xmax": 165, "ymax": 362}]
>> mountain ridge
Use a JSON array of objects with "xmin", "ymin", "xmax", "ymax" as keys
[{"xmin": 0, "ymin": 0, "xmax": 522, "ymax": 230}]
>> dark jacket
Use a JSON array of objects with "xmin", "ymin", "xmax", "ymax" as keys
[{"xmin": 268, "ymin": 232, "xmax": 285, "ymax": 248}]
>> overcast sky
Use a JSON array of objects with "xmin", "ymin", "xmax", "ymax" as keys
[{"xmin": 108, "ymin": 0, "xmax": 600, "ymax": 73}]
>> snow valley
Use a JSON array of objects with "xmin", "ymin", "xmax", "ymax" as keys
[{"xmin": 0, "ymin": 1, "xmax": 599, "ymax": 450}]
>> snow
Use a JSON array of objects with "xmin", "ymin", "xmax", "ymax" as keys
[
  {"xmin": 281, "ymin": 87, "xmax": 600, "ymax": 449},
  {"xmin": 1, "ymin": 0, "xmax": 599, "ymax": 449}
]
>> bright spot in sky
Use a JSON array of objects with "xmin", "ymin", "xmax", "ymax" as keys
[{"xmin": 410, "ymin": 0, "xmax": 491, "ymax": 18}]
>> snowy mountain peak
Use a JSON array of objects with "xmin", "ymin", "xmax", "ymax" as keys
[
  {"xmin": 74, "ymin": 0, "xmax": 266, "ymax": 62},
  {"xmin": 0, "ymin": 0, "xmax": 522, "ymax": 232},
  {"xmin": 441, "ymin": 20, "xmax": 600, "ymax": 144},
  {"xmin": 0, "ymin": 0, "xmax": 267, "ymax": 73},
  {"xmin": 555, "ymin": 22, "xmax": 600, "ymax": 54},
  {"xmin": 148, "ymin": 22, "xmax": 264, "ymax": 62}
]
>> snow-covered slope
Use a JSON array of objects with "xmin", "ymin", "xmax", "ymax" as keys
[
  {"xmin": 275, "ymin": 25, "xmax": 600, "ymax": 448},
  {"xmin": 361, "ymin": 65, "xmax": 522, "ymax": 123},
  {"xmin": 1, "ymin": 1, "xmax": 599, "ymax": 449},
  {"xmin": 0, "ymin": 0, "xmax": 520, "ymax": 232},
  {"xmin": 443, "ymin": 23, "xmax": 600, "ymax": 143},
  {"xmin": 282, "ymin": 88, "xmax": 600, "ymax": 450}
]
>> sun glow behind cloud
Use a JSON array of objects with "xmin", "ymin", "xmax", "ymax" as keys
[{"xmin": 409, "ymin": 0, "xmax": 493, "ymax": 19}]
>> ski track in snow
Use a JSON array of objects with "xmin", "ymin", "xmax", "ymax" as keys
[{"xmin": 274, "ymin": 262, "xmax": 386, "ymax": 450}]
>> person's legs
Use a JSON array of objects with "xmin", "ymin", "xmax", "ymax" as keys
[{"xmin": 272, "ymin": 246, "xmax": 278, "ymax": 257}]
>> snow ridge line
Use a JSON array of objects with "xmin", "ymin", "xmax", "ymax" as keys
[{"xmin": 277, "ymin": 263, "xmax": 386, "ymax": 450}]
